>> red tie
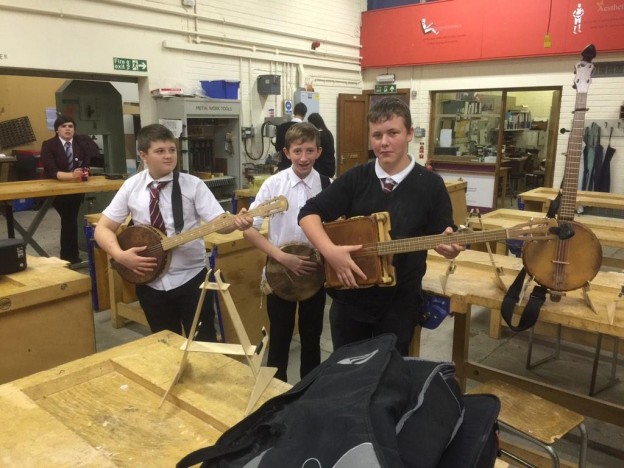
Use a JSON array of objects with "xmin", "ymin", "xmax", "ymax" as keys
[
  {"xmin": 149, "ymin": 181, "xmax": 170, "ymax": 233},
  {"xmin": 382, "ymin": 177, "xmax": 396, "ymax": 193}
]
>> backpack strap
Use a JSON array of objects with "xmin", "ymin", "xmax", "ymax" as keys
[
  {"xmin": 500, "ymin": 187, "xmax": 560, "ymax": 332},
  {"xmin": 172, "ymin": 171, "xmax": 184, "ymax": 234},
  {"xmin": 500, "ymin": 267, "xmax": 547, "ymax": 332},
  {"xmin": 320, "ymin": 174, "xmax": 331, "ymax": 190}
]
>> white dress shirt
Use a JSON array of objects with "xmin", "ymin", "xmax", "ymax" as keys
[
  {"xmin": 102, "ymin": 170, "xmax": 224, "ymax": 290},
  {"xmin": 249, "ymin": 167, "xmax": 324, "ymax": 248}
]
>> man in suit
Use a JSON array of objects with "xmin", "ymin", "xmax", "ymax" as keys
[
  {"xmin": 276, "ymin": 102, "xmax": 307, "ymax": 171},
  {"xmin": 41, "ymin": 115, "xmax": 100, "ymax": 264}
]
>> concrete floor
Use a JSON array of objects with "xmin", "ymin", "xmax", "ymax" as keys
[{"xmin": 2, "ymin": 206, "xmax": 623, "ymax": 467}]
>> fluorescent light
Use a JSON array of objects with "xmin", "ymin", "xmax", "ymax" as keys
[{"xmin": 376, "ymin": 74, "xmax": 395, "ymax": 84}]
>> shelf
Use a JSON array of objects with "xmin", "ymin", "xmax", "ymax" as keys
[
  {"xmin": 202, "ymin": 175, "xmax": 235, "ymax": 188},
  {"xmin": 438, "ymin": 113, "xmax": 499, "ymax": 118}
]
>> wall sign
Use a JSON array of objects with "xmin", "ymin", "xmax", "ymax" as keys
[
  {"xmin": 374, "ymin": 84, "xmax": 397, "ymax": 94},
  {"xmin": 113, "ymin": 57, "xmax": 148, "ymax": 72}
]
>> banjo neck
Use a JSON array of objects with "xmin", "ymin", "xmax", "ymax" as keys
[
  {"xmin": 158, "ymin": 195, "xmax": 288, "ymax": 252},
  {"xmin": 351, "ymin": 221, "xmax": 555, "ymax": 258},
  {"xmin": 558, "ymin": 92, "xmax": 587, "ymax": 222},
  {"xmin": 557, "ymin": 43, "xmax": 596, "ymax": 222}
]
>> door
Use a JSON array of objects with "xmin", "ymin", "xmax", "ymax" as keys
[{"xmin": 337, "ymin": 94, "xmax": 368, "ymax": 176}]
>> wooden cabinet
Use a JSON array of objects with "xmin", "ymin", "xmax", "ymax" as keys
[{"xmin": 0, "ymin": 257, "xmax": 95, "ymax": 384}]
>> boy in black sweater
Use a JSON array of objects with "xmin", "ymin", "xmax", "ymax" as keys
[{"xmin": 299, "ymin": 97, "xmax": 463, "ymax": 355}]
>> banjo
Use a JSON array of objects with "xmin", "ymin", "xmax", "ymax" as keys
[
  {"xmin": 521, "ymin": 44, "xmax": 602, "ymax": 296},
  {"xmin": 266, "ymin": 212, "xmax": 556, "ymax": 299},
  {"xmin": 112, "ymin": 195, "xmax": 288, "ymax": 284}
]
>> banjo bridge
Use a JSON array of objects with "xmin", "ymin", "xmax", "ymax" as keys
[{"xmin": 551, "ymin": 260, "xmax": 570, "ymax": 265}]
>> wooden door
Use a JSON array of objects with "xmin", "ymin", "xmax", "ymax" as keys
[{"xmin": 337, "ymin": 94, "xmax": 368, "ymax": 176}]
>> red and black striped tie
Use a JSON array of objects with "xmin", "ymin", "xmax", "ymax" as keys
[{"xmin": 149, "ymin": 181, "xmax": 170, "ymax": 233}]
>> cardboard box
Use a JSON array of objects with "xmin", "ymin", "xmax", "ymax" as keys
[{"xmin": 150, "ymin": 87, "xmax": 183, "ymax": 97}]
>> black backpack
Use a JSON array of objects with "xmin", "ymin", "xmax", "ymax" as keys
[{"xmin": 178, "ymin": 334, "xmax": 499, "ymax": 468}]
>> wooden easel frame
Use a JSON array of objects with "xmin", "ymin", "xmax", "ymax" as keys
[{"xmin": 160, "ymin": 269, "xmax": 276, "ymax": 414}]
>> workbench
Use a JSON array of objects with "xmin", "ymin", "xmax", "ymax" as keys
[
  {"xmin": 467, "ymin": 208, "xmax": 624, "ymax": 269},
  {"xmin": 0, "ymin": 256, "xmax": 94, "ymax": 384},
  {"xmin": 519, "ymin": 187, "xmax": 624, "ymax": 214},
  {"xmin": 0, "ymin": 176, "xmax": 124, "ymax": 256},
  {"xmin": 0, "ymin": 330, "xmax": 290, "ymax": 466},
  {"xmin": 422, "ymin": 249, "xmax": 624, "ymax": 427}
]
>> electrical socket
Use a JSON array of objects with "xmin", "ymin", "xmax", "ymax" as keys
[{"xmin": 241, "ymin": 126, "xmax": 255, "ymax": 139}]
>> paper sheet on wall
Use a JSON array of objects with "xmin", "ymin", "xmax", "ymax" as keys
[
  {"xmin": 437, "ymin": 170, "xmax": 495, "ymax": 209},
  {"xmin": 439, "ymin": 129, "xmax": 453, "ymax": 147},
  {"xmin": 45, "ymin": 108, "xmax": 57, "ymax": 131},
  {"xmin": 159, "ymin": 119, "xmax": 184, "ymax": 138}
]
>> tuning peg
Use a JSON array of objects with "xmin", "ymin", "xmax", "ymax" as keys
[{"xmin": 560, "ymin": 128, "xmax": 571, "ymax": 134}]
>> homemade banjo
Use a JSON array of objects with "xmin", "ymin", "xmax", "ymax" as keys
[
  {"xmin": 112, "ymin": 195, "xmax": 288, "ymax": 284},
  {"xmin": 521, "ymin": 44, "xmax": 602, "ymax": 296},
  {"xmin": 266, "ymin": 212, "xmax": 556, "ymax": 299}
]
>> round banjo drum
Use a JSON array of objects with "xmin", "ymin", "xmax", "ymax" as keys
[{"xmin": 265, "ymin": 243, "xmax": 325, "ymax": 302}]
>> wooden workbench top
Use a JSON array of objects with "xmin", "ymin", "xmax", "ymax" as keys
[
  {"xmin": 0, "ymin": 331, "xmax": 290, "ymax": 466},
  {"xmin": 519, "ymin": 187, "xmax": 624, "ymax": 211},
  {"xmin": 469, "ymin": 208, "xmax": 624, "ymax": 249},
  {"xmin": 423, "ymin": 249, "xmax": 624, "ymax": 337},
  {"xmin": 0, "ymin": 256, "xmax": 90, "ymax": 314},
  {"xmin": 0, "ymin": 175, "xmax": 124, "ymax": 201}
]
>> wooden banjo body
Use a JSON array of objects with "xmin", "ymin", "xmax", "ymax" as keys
[
  {"xmin": 110, "ymin": 195, "xmax": 289, "ymax": 285},
  {"xmin": 114, "ymin": 225, "xmax": 169, "ymax": 285},
  {"xmin": 265, "ymin": 243, "xmax": 324, "ymax": 302}
]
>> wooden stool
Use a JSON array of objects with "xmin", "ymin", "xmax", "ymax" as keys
[{"xmin": 470, "ymin": 380, "xmax": 587, "ymax": 468}]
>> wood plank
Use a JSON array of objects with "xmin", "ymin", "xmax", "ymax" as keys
[
  {"xmin": 0, "ymin": 176, "xmax": 124, "ymax": 201},
  {"xmin": 470, "ymin": 208, "xmax": 624, "ymax": 249},
  {"xmin": 519, "ymin": 187, "xmax": 624, "ymax": 213},
  {"xmin": 424, "ymin": 250, "xmax": 624, "ymax": 337},
  {"xmin": 0, "ymin": 331, "xmax": 290, "ymax": 466},
  {"xmin": 470, "ymin": 380, "xmax": 583, "ymax": 445}
]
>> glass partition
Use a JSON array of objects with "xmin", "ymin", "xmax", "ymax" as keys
[{"xmin": 432, "ymin": 91, "xmax": 503, "ymax": 160}]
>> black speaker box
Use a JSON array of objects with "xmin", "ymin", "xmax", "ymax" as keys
[{"xmin": 0, "ymin": 239, "xmax": 27, "ymax": 275}]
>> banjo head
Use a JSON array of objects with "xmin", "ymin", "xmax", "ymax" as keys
[
  {"xmin": 114, "ymin": 224, "xmax": 168, "ymax": 285},
  {"xmin": 266, "ymin": 243, "xmax": 324, "ymax": 302}
]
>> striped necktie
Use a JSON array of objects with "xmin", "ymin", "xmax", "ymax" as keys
[
  {"xmin": 64, "ymin": 141, "xmax": 74, "ymax": 170},
  {"xmin": 149, "ymin": 181, "xmax": 170, "ymax": 233},
  {"xmin": 381, "ymin": 177, "xmax": 396, "ymax": 193}
]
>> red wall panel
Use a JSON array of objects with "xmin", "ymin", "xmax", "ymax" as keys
[{"xmin": 361, "ymin": 0, "xmax": 624, "ymax": 68}]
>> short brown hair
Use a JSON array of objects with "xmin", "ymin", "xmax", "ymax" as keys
[
  {"xmin": 367, "ymin": 96, "xmax": 412, "ymax": 130},
  {"xmin": 137, "ymin": 124, "xmax": 175, "ymax": 153},
  {"xmin": 285, "ymin": 122, "xmax": 320, "ymax": 149}
]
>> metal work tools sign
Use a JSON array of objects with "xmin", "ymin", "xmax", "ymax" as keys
[{"xmin": 113, "ymin": 57, "xmax": 148, "ymax": 72}]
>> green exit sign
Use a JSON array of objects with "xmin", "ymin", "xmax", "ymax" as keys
[
  {"xmin": 113, "ymin": 57, "xmax": 148, "ymax": 72},
  {"xmin": 375, "ymin": 84, "xmax": 397, "ymax": 94}
]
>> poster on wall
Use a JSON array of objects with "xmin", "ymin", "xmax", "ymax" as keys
[{"xmin": 437, "ymin": 171, "xmax": 495, "ymax": 210}]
